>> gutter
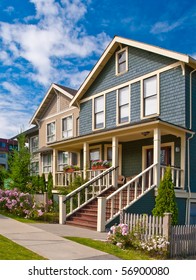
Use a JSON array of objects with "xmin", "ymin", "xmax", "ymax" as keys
[{"xmin": 186, "ymin": 68, "xmax": 196, "ymax": 224}]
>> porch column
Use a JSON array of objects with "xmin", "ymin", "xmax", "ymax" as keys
[
  {"xmin": 52, "ymin": 149, "xmax": 58, "ymax": 186},
  {"xmin": 83, "ymin": 142, "xmax": 89, "ymax": 179},
  {"xmin": 180, "ymin": 134, "xmax": 186, "ymax": 189},
  {"xmin": 112, "ymin": 136, "xmax": 118, "ymax": 188},
  {"xmin": 153, "ymin": 128, "xmax": 161, "ymax": 187}
]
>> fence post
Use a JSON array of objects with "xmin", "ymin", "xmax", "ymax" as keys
[
  {"xmin": 59, "ymin": 195, "xmax": 66, "ymax": 224},
  {"xmin": 97, "ymin": 197, "xmax": 106, "ymax": 232},
  {"xmin": 44, "ymin": 192, "xmax": 48, "ymax": 212},
  {"xmin": 120, "ymin": 209, "xmax": 125, "ymax": 224},
  {"xmin": 163, "ymin": 213, "xmax": 172, "ymax": 240}
]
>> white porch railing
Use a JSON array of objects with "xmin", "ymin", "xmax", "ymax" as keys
[
  {"xmin": 160, "ymin": 165, "xmax": 183, "ymax": 188},
  {"xmin": 105, "ymin": 163, "xmax": 157, "ymax": 225},
  {"xmin": 55, "ymin": 169, "xmax": 112, "ymax": 187},
  {"xmin": 62, "ymin": 166, "xmax": 118, "ymax": 220}
]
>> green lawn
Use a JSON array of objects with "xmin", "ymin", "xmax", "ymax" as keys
[
  {"xmin": 65, "ymin": 236, "xmax": 158, "ymax": 260},
  {"xmin": 0, "ymin": 234, "xmax": 47, "ymax": 260}
]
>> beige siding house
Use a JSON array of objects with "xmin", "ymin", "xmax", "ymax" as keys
[{"xmin": 29, "ymin": 83, "xmax": 79, "ymax": 181}]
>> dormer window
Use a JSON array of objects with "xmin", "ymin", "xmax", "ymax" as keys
[{"xmin": 116, "ymin": 47, "xmax": 128, "ymax": 75}]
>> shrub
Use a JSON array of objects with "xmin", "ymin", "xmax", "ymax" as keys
[
  {"xmin": 152, "ymin": 166, "xmax": 178, "ymax": 225},
  {"xmin": 0, "ymin": 188, "xmax": 46, "ymax": 219}
]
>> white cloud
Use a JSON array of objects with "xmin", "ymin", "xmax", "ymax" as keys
[
  {"xmin": 0, "ymin": 0, "xmax": 111, "ymax": 87},
  {"xmin": 151, "ymin": 20, "xmax": 183, "ymax": 34}
]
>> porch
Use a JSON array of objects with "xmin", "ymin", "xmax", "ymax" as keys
[{"xmin": 51, "ymin": 120, "xmax": 186, "ymax": 191}]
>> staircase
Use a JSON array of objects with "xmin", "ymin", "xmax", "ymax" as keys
[
  {"xmin": 62, "ymin": 164, "xmax": 157, "ymax": 231},
  {"xmin": 66, "ymin": 187, "xmax": 142, "ymax": 230}
]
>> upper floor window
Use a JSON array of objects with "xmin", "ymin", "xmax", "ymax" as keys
[
  {"xmin": 116, "ymin": 47, "xmax": 128, "ymax": 75},
  {"xmin": 47, "ymin": 122, "xmax": 55, "ymax": 142},
  {"xmin": 94, "ymin": 95, "xmax": 104, "ymax": 129},
  {"xmin": 30, "ymin": 136, "xmax": 39, "ymax": 153},
  {"xmin": 62, "ymin": 116, "xmax": 73, "ymax": 139},
  {"xmin": 143, "ymin": 76, "xmax": 158, "ymax": 117},
  {"xmin": 0, "ymin": 142, "xmax": 6, "ymax": 148},
  {"xmin": 117, "ymin": 86, "xmax": 130, "ymax": 124}
]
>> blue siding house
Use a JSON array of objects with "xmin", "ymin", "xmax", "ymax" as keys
[{"xmin": 50, "ymin": 36, "xmax": 196, "ymax": 230}]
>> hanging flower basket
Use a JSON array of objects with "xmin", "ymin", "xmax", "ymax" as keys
[{"xmin": 65, "ymin": 168, "xmax": 75, "ymax": 173}]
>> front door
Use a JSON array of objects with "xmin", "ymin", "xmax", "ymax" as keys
[{"xmin": 146, "ymin": 146, "xmax": 172, "ymax": 167}]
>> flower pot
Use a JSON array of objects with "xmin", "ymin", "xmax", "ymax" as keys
[
  {"xmin": 65, "ymin": 168, "xmax": 75, "ymax": 173},
  {"xmin": 92, "ymin": 166, "xmax": 106, "ymax": 170}
]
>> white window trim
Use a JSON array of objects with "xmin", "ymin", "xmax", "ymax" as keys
[
  {"xmin": 187, "ymin": 199, "xmax": 196, "ymax": 225},
  {"xmin": 42, "ymin": 153, "xmax": 52, "ymax": 173},
  {"xmin": 104, "ymin": 144, "xmax": 122, "ymax": 174},
  {"xmin": 115, "ymin": 47, "xmax": 128, "ymax": 76},
  {"xmin": 141, "ymin": 74, "xmax": 160, "ymax": 120},
  {"xmin": 30, "ymin": 135, "xmax": 39, "ymax": 153},
  {"xmin": 92, "ymin": 95, "xmax": 106, "ymax": 131},
  {"xmin": 61, "ymin": 114, "xmax": 74, "ymax": 139},
  {"xmin": 116, "ymin": 85, "xmax": 131, "ymax": 126},
  {"xmin": 142, "ymin": 142, "xmax": 175, "ymax": 170},
  {"xmin": 46, "ymin": 121, "xmax": 56, "ymax": 143}
]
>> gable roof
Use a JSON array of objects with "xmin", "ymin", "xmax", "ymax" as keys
[
  {"xmin": 30, "ymin": 83, "xmax": 77, "ymax": 125},
  {"xmin": 70, "ymin": 35, "xmax": 196, "ymax": 107}
]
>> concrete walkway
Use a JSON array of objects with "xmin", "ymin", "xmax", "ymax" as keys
[{"xmin": 0, "ymin": 214, "xmax": 120, "ymax": 260}]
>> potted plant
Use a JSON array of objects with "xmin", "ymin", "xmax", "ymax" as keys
[
  {"xmin": 91, "ymin": 160, "xmax": 111, "ymax": 170},
  {"xmin": 63, "ymin": 164, "xmax": 80, "ymax": 173}
]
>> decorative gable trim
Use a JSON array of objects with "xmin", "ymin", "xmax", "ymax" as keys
[{"xmin": 70, "ymin": 36, "xmax": 196, "ymax": 107}]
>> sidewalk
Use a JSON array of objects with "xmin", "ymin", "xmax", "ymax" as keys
[{"xmin": 0, "ymin": 214, "xmax": 120, "ymax": 260}]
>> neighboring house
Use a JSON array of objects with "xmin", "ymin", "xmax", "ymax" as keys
[
  {"xmin": 0, "ymin": 138, "xmax": 18, "ymax": 170},
  {"xmin": 28, "ymin": 83, "xmax": 79, "ymax": 181},
  {"xmin": 46, "ymin": 36, "xmax": 196, "ymax": 230}
]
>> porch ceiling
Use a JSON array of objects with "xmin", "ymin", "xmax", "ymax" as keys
[{"xmin": 48, "ymin": 119, "xmax": 190, "ymax": 152}]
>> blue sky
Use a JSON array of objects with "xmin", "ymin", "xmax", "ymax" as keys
[{"xmin": 0, "ymin": 0, "xmax": 195, "ymax": 138}]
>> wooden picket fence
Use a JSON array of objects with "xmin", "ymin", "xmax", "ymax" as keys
[
  {"xmin": 121, "ymin": 212, "xmax": 169, "ymax": 240},
  {"xmin": 170, "ymin": 225, "xmax": 196, "ymax": 258},
  {"xmin": 121, "ymin": 212, "xmax": 196, "ymax": 258}
]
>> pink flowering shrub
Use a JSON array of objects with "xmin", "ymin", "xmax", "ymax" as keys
[
  {"xmin": 107, "ymin": 222, "xmax": 169, "ymax": 257},
  {"xmin": 0, "ymin": 188, "xmax": 47, "ymax": 219},
  {"xmin": 107, "ymin": 223, "xmax": 133, "ymax": 248}
]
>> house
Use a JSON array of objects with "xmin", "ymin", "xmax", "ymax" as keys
[
  {"xmin": 27, "ymin": 83, "xmax": 79, "ymax": 182},
  {"xmin": 0, "ymin": 138, "xmax": 18, "ymax": 170},
  {"xmin": 31, "ymin": 36, "xmax": 196, "ymax": 230}
]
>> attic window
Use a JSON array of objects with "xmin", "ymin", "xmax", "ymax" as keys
[{"xmin": 116, "ymin": 47, "xmax": 128, "ymax": 75}]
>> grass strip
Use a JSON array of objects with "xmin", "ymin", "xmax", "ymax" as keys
[
  {"xmin": 0, "ymin": 234, "xmax": 47, "ymax": 260},
  {"xmin": 65, "ymin": 236, "xmax": 154, "ymax": 260}
]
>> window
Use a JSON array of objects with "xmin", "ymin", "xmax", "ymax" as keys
[
  {"xmin": 190, "ymin": 202, "xmax": 196, "ymax": 225},
  {"xmin": 143, "ymin": 76, "xmax": 158, "ymax": 117},
  {"xmin": 118, "ymin": 86, "xmax": 129, "ymax": 124},
  {"xmin": 47, "ymin": 122, "xmax": 55, "ymax": 142},
  {"xmin": 0, "ymin": 153, "xmax": 6, "ymax": 158},
  {"xmin": 58, "ymin": 151, "xmax": 68, "ymax": 171},
  {"xmin": 94, "ymin": 95, "xmax": 104, "ymax": 129},
  {"xmin": 90, "ymin": 148, "xmax": 100, "ymax": 168},
  {"xmin": 62, "ymin": 116, "xmax": 73, "ymax": 138},
  {"xmin": 43, "ymin": 153, "xmax": 52, "ymax": 173},
  {"xmin": 116, "ymin": 48, "xmax": 128, "ymax": 75},
  {"xmin": 30, "ymin": 136, "xmax": 39, "ymax": 153},
  {"xmin": 0, "ymin": 142, "xmax": 6, "ymax": 148},
  {"xmin": 30, "ymin": 161, "xmax": 39, "ymax": 175}
]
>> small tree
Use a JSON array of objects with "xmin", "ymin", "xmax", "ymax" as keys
[
  {"xmin": 47, "ymin": 172, "xmax": 53, "ymax": 200},
  {"xmin": 152, "ymin": 166, "xmax": 178, "ymax": 225},
  {"xmin": 8, "ymin": 133, "xmax": 31, "ymax": 192},
  {"xmin": 40, "ymin": 173, "xmax": 47, "ymax": 193}
]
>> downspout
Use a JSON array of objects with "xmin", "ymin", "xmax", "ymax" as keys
[{"xmin": 187, "ymin": 68, "xmax": 196, "ymax": 224}]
